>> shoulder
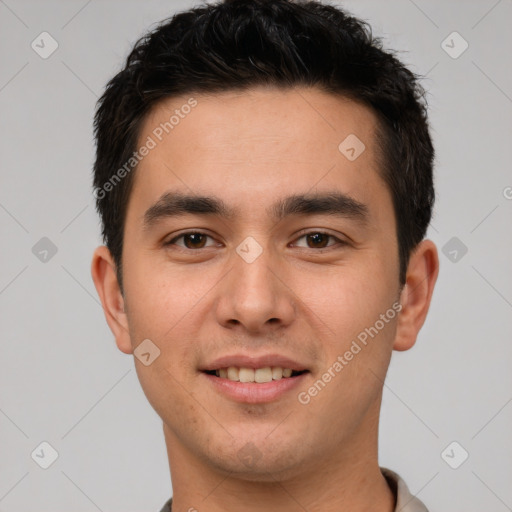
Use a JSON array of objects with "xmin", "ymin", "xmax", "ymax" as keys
[
  {"xmin": 380, "ymin": 467, "xmax": 430, "ymax": 512},
  {"xmin": 158, "ymin": 497, "xmax": 173, "ymax": 512}
]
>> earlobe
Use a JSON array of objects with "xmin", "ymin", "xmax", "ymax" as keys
[
  {"xmin": 90, "ymin": 245, "xmax": 133, "ymax": 354},
  {"xmin": 393, "ymin": 239, "xmax": 439, "ymax": 352}
]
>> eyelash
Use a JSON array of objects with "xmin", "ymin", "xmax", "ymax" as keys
[{"xmin": 164, "ymin": 230, "xmax": 347, "ymax": 251}]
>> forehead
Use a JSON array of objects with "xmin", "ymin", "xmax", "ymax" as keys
[{"xmin": 129, "ymin": 86, "xmax": 388, "ymax": 222}]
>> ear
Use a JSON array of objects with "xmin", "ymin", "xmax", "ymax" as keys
[
  {"xmin": 393, "ymin": 239, "xmax": 439, "ymax": 351},
  {"xmin": 91, "ymin": 245, "xmax": 133, "ymax": 354}
]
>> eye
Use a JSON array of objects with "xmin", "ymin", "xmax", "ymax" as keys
[
  {"xmin": 165, "ymin": 231, "xmax": 218, "ymax": 250},
  {"xmin": 164, "ymin": 230, "xmax": 346, "ymax": 251},
  {"xmin": 293, "ymin": 231, "xmax": 346, "ymax": 249}
]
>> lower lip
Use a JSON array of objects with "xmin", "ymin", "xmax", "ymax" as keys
[{"xmin": 202, "ymin": 372, "xmax": 308, "ymax": 404}]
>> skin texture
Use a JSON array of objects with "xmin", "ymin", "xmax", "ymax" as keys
[{"xmin": 91, "ymin": 86, "xmax": 439, "ymax": 512}]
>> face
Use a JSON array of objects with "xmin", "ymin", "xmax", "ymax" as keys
[{"xmin": 104, "ymin": 87, "xmax": 406, "ymax": 480}]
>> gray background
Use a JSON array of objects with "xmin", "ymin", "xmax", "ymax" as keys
[{"xmin": 1, "ymin": 0, "xmax": 511, "ymax": 510}]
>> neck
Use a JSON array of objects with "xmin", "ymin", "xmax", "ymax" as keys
[{"xmin": 163, "ymin": 398, "xmax": 395, "ymax": 512}]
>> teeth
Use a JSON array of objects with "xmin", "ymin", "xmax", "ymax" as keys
[
  {"xmin": 272, "ymin": 367, "xmax": 283, "ymax": 380},
  {"xmin": 227, "ymin": 366, "xmax": 239, "ymax": 381},
  {"xmin": 255, "ymin": 367, "xmax": 273, "ymax": 383},
  {"xmin": 239, "ymin": 368, "xmax": 254, "ymax": 382},
  {"xmin": 215, "ymin": 366, "xmax": 298, "ymax": 383}
]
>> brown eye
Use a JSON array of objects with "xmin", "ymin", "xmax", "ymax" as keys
[
  {"xmin": 305, "ymin": 233, "xmax": 330, "ymax": 248},
  {"xmin": 294, "ymin": 231, "xmax": 343, "ymax": 249},
  {"xmin": 182, "ymin": 233, "xmax": 207, "ymax": 248},
  {"xmin": 166, "ymin": 232, "xmax": 215, "ymax": 249}
]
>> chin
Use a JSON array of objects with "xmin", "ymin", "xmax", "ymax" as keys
[{"xmin": 202, "ymin": 437, "xmax": 309, "ymax": 482}]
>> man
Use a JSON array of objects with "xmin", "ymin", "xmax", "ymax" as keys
[{"xmin": 91, "ymin": 0, "xmax": 439, "ymax": 510}]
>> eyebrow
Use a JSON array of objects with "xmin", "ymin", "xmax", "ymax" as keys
[{"xmin": 142, "ymin": 191, "xmax": 369, "ymax": 230}]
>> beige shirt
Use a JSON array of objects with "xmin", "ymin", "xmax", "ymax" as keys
[
  {"xmin": 381, "ymin": 467, "xmax": 429, "ymax": 511},
  {"xmin": 159, "ymin": 467, "xmax": 429, "ymax": 511}
]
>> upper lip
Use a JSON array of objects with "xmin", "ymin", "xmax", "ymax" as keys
[{"xmin": 200, "ymin": 354, "xmax": 309, "ymax": 372}]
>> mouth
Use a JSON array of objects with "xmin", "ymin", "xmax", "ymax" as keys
[
  {"xmin": 203, "ymin": 367, "xmax": 308, "ymax": 383},
  {"xmin": 200, "ymin": 355, "xmax": 310, "ymax": 403}
]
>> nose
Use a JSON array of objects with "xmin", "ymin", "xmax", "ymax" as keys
[{"xmin": 214, "ymin": 242, "xmax": 296, "ymax": 334}]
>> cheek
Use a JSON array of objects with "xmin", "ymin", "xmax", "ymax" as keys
[
  {"xmin": 134, "ymin": 360, "xmax": 207, "ymax": 443},
  {"xmin": 291, "ymin": 257, "xmax": 397, "ymax": 338},
  {"xmin": 123, "ymin": 253, "xmax": 216, "ymax": 340},
  {"xmin": 122, "ymin": 258, "xmax": 217, "ymax": 395}
]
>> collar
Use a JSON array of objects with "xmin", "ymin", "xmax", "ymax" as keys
[{"xmin": 159, "ymin": 467, "xmax": 429, "ymax": 512}]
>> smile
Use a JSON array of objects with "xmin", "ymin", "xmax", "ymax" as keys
[{"xmin": 206, "ymin": 366, "xmax": 306, "ymax": 383}]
